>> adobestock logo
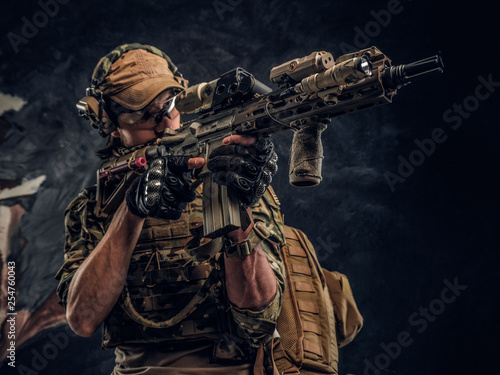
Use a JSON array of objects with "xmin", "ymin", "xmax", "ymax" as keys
[
  {"xmin": 384, "ymin": 74, "xmax": 499, "ymax": 192},
  {"xmin": 212, "ymin": 0, "xmax": 244, "ymax": 22},
  {"xmin": 7, "ymin": 0, "xmax": 73, "ymax": 54},
  {"xmin": 362, "ymin": 277, "xmax": 467, "ymax": 375},
  {"xmin": 339, "ymin": 0, "xmax": 411, "ymax": 54}
]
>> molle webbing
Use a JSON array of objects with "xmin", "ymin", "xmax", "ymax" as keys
[
  {"xmin": 120, "ymin": 264, "xmax": 222, "ymax": 329},
  {"xmin": 273, "ymin": 226, "xmax": 339, "ymax": 374},
  {"xmin": 102, "ymin": 195, "xmax": 226, "ymax": 348}
]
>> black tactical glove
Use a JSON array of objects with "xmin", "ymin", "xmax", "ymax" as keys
[
  {"xmin": 126, "ymin": 156, "xmax": 196, "ymax": 220},
  {"xmin": 207, "ymin": 136, "xmax": 278, "ymax": 206}
]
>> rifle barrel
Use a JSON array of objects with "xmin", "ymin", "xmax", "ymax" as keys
[{"xmin": 382, "ymin": 55, "xmax": 444, "ymax": 89}]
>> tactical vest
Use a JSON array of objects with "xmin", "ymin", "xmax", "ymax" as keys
[
  {"xmin": 102, "ymin": 187, "xmax": 232, "ymax": 349},
  {"xmin": 101, "ymin": 185, "xmax": 285, "ymax": 363},
  {"xmin": 254, "ymin": 226, "xmax": 364, "ymax": 375}
]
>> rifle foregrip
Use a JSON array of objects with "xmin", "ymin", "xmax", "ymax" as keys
[{"xmin": 289, "ymin": 120, "xmax": 329, "ymax": 187}]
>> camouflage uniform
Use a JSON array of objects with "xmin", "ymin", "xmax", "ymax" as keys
[{"xmin": 55, "ymin": 144, "xmax": 285, "ymax": 373}]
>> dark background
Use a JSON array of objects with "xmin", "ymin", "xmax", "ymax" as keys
[{"xmin": 1, "ymin": 0, "xmax": 499, "ymax": 374}]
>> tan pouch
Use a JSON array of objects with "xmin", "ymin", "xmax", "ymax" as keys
[
  {"xmin": 266, "ymin": 225, "xmax": 363, "ymax": 375},
  {"xmin": 323, "ymin": 270, "xmax": 363, "ymax": 348}
]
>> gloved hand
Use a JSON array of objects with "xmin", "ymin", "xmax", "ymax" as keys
[
  {"xmin": 126, "ymin": 156, "xmax": 197, "ymax": 220},
  {"xmin": 207, "ymin": 135, "xmax": 278, "ymax": 206}
]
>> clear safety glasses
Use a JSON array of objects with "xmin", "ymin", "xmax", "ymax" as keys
[{"xmin": 117, "ymin": 95, "xmax": 178, "ymax": 126}]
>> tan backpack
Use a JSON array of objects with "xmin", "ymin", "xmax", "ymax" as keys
[{"xmin": 254, "ymin": 225, "xmax": 363, "ymax": 375}]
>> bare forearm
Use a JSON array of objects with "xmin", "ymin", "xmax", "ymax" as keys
[
  {"xmin": 66, "ymin": 201, "xmax": 144, "ymax": 336},
  {"xmin": 224, "ymin": 244, "xmax": 277, "ymax": 311},
  {"xmin": 223, "ymin": 208, "xmax": 277, "ymax": 310}
]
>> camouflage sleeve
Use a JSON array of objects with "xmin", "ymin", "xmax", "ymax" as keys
[
  {"xmin": 54, "ymin": 186, "xmax": 105, "ymax": 308},
  {"xmin": 229, "ymin": 186, "xmax": 286, "ymax": 347}
]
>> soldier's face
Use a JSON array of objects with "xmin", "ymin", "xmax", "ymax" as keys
[{"xmin": 111, "ymin": 90, "xmax": 181, "ymax": 147}]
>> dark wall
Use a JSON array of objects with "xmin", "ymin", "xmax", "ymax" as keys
[{"xmin": 1, "ymin": 0, "xmax": 498, "ymax": 374}]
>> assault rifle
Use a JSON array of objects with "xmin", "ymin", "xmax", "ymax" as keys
[{"xmin": 94, "ymin": 46, "xmax": 443, "ymax": 238}]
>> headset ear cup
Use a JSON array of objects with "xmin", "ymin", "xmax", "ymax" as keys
[
  {"xmin": 77, "ymin": 96, "xmax": 100, "ymax": 129},
  {"xmin": 98, "ymin": 107, "xmax": 116, "ymax": 137},
  {"xmin": 77, "ymin": 95, "xmax": 115, "ymax": 136},
  {"xmin": 100, "ymin": 111, "xmax": 113, "ymax": 135}
]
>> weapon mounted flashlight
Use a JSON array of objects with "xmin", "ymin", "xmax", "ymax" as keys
[
  {"xmin": 358, "ymin": 56, "xmax": 372, "ymax": 76},
  {"xmin": 276, "ymin": 54, "xmax": 373, "ymax": 100}
]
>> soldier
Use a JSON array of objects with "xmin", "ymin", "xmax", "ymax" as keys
[{"xmin": 55, "ymin": 44, "xmax": 285, "ymax": 374}]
